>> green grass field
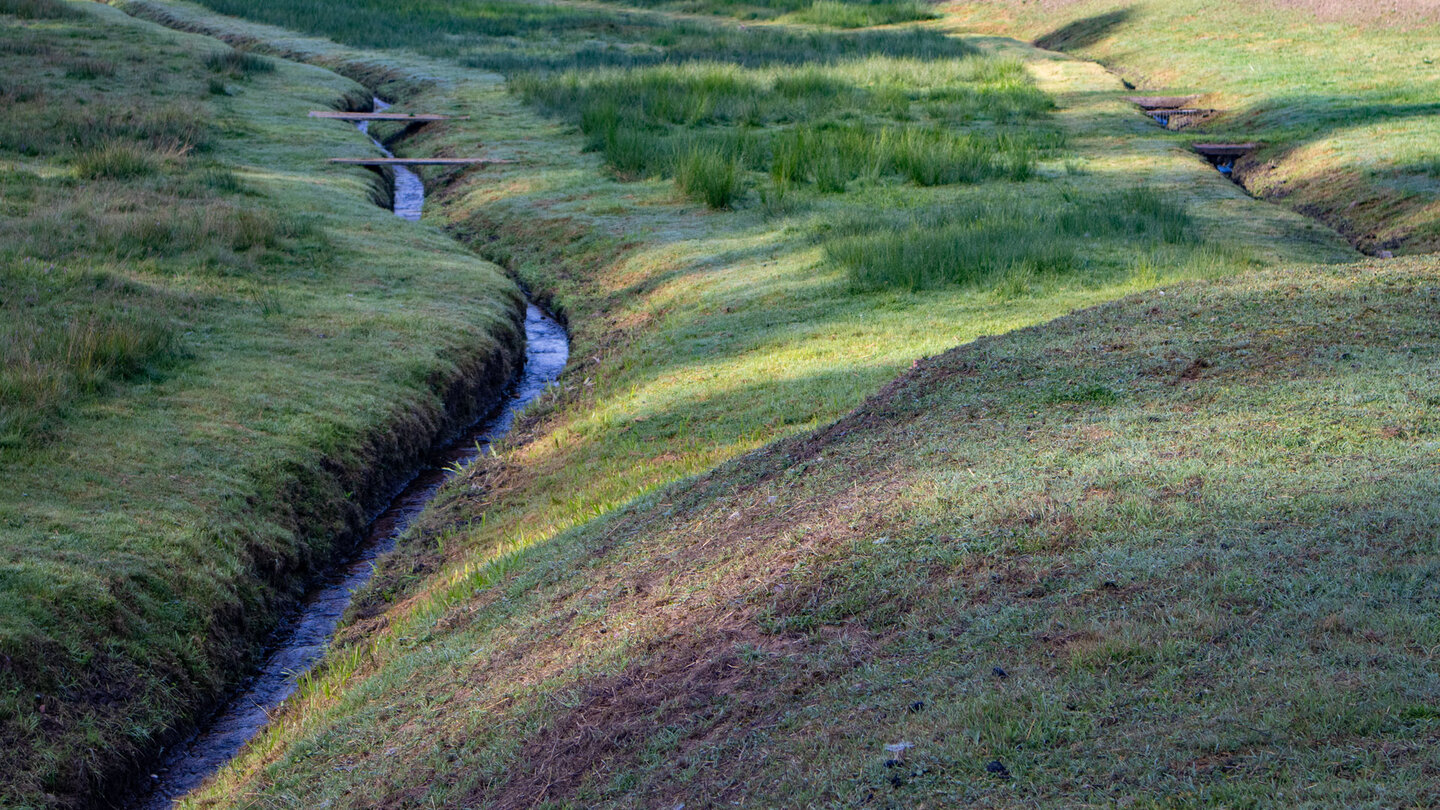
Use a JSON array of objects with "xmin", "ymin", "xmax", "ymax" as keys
[
  {"xmin": 0, "ymin": 2, "xmax": 521, "ymax": 805},
  {"xmin": 87, "ymin": 0, "xmax": 1440, "ymax": 806},
  {"xmin": 7, "ymin": 0, "xmax": 1436, "ymax": 805}
]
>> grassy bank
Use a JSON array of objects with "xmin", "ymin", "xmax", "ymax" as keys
[
  {"xmin": 948, "ymin": 0, "xmax": 1440, "ymax": 255},
  {"xmin": 0, "ymin": 2, "xmax": 521, "ymax": 806},
  {"xmin": 188, "ymin": 255, "xmax": 1440, "ymax": 807},
  {"xmin": 94, "ymin": 0, "xmax": 1440, "ymax": 807}
]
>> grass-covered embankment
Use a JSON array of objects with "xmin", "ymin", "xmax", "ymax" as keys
[
  {"xmin": 100, "ymin": 1, "xmax": 1440, "ymax": 807},
  {"xmin": 0, "ymin": 1, "xmax": 521, "ymax": 805},
  {"xmin": 182, "ymin": 254, "xmax": 1440, "ymax": 807},
  {"xmin": 949, "ymin": 0, "xmax": 1440, "ymax": 255}
]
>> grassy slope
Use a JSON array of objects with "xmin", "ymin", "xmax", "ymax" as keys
[
  {"xmin": 946, "ymin": 0, "xmax": 1440, "ymax": 256},
  {"xmin": 202, "ymin": 256, "xmax": 1439, "ymax": 808},
  {"xmin": 0, "ymin": 3, "xmax": 522, "ymax": 806},
  {"xmin": 101, "ymin": 1, "xmax": 1440, "ymax": 808}
]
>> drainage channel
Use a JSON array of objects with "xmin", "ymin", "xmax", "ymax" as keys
[{"xmin": 130, "ymin": 100, "xmax": 567, "ymax": 809}]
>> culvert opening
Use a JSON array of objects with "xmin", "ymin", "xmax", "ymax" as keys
[
  {"xmin": 1126, "ymin": 95, "xmax": 1216, "ymax": 130},
  {"xmin": 1193, "ymin": 143, "xmax": 1256, "ymax": 181}
]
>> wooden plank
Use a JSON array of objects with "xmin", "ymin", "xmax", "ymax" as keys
[
  {"xmin": 327, "ymin": 157, "xmax": 513, "ymax": 166},
  {"xmin": 309, "ymin": 111, "xmax": 467, "ymax": 122},
  {"xmin": 1192, "ymin": 143, "xmax": 1257, "ymax": 157},
  {"xmin": 1126, "ymin": 95, "xmax": 1200, "ymax": 110}
]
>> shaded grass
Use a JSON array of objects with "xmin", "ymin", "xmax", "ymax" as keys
[
  {"xmin": 830, "ymin": 188, "xmax": 1210, "ymax": 290},
  {"xmin": 0, "ymin": 0, "xmax": 77, "ymax": 18},
  {"xmin": 203, "ymin": 46, "xmax": 275, "ymax": 75},
  {"xmin": 0, "ymin": 260, "xmax": 178, "ymax": 448},
  {"xmin": 781, "ymin": 0, "xmax": 936, "ymax": 28},
  {"xmin": 0, "ymin": 5, "xmax": 522, "ymax": 806},
  {"xmin": 520, "ymin": 57, "xmax": 1058, "ymax": 206},
  {"xmin": 172, "ymin": 0, "xmax": 1051, "ymax": 209}
]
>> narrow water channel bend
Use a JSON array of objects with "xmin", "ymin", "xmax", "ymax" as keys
[{"xmin": 132, "ymin": 100, "xmax": 567, "ymax": 808}]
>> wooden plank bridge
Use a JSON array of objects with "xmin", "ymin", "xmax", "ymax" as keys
[
  {"xmin": 326, "ymin": 157, "xmax": 514, "ymax": 167},
  {"xmin": 309, "ymin": 111, "xmax": 466, "ymax": 122}
]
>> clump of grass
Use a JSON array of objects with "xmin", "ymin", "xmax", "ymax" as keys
[
  {"xmin": 65, "ymin": 58, "xmax": 117, "ymax": 80},
  {"xmin": 0, "ymin": 78, "xmax": 41, "ymax": 103},
  {"xmin": 204, "ymin": 47, "xmax": 274, "ymax": 76},
  {"xmin": 519, "ymin": 54, "xmax": 1059, "ymax": 194},
  {"xmin": 0, "ymin": 0, "xmax": 79, "ymax": 19},
  {"xmin": 783, "ymin": 0, "xmax": 934, "ymax": 28},
  {"xmin": 98, "ymin": 206, "xmax": 285, "ymax": 257},
  {"xmin": 832, "ymin": 188, "xmax": 1199, "ymax": 291},
  {"xmin": 58, "ymin": 106, "xmax": 212, "ymax": 154},
  {"xmin": 884, "ymin": 127, "xmax": 1036, "ymax": 185},
  {"xmin": 194, "ymin": 165, "xmax": 243, "ymax": 193},
  {"xmin": 0, "ymin": 263, "xmax": 175, "ymax": 448},
  {"xmin": 674, "ymin": 143, "xmax": 743, "ymax": 208},
  {"xmin": 1059, "ymin": 187, "xmax": 1192, "ymax": 243},
  {"xmin": 830, "ymin": 205, "xmax": 1079, "ymax": 290},
  {"xmin": 73, "ymin": 141, "xmax": 160, "ymax": 180}
]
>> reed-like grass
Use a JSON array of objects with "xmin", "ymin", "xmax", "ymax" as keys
[
  {"xmin": 674, "ymin": 143, "xmax": 744, "ymax": 208},
  {"xmin": 830, "ymin": 188, "xmax": 1214, "ymax": 290},
  {"xmin": 519, "ymin": 56, "xmax": 1057, "ymax": 206},
  {"xmin": 0, "ymin": 262, "xmax": 176, "ymax": 448},
  {"xmin": 782, "ymin": 0, "xmax": 935, "ymax": 28},
  {"xmin": 0, "ymin": 0, "xmax": 78, "ymax": 18},
  {"xmin": 204, "ymin": 46, "xmax": 274, "ymax": 75},
  {"xmin": 73, "ymin": 141, "xmax": 160, "ymax": 179}
]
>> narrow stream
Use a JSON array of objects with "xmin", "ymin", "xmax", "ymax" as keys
[
  {"xmin": 132, "ymin": 100, "xmax": 567, "ymax": 809},
  {"xmin": 362, "ymin": 99, "xmax": 425, "ymax": 222}
]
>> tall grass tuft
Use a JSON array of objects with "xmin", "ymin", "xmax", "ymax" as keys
[
  {"xmin": 0, "ymin": 264, "xmax": 175, "ymax": 448},
  {"xmin": 73, "ymin": 142, "xmax": 159, "ymax": 180},
  {"xmin": 64, "ymin": 58, "xmax": 117, "ymax": 80},
  {"xmin": 674, "ymin": 143, "xmax": 743, "ymax": 208},
  {"xmin": 0, "ymin": 0, "xmax": 79, "ymax": 18},
  {"xmin": 783, "ymin": 0, "xmax": 935, "ymax": 28},
  {"xmin": 204, "ymin": 47, "xmax": 275, "ymax": 76},
  {"xmin": 833, "ymin": 188, "xmax": 1201, "ymax": 291}
]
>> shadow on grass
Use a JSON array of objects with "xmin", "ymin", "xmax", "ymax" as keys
[
  {"xmin": 376, "ymin": 256, "xmax": 1440, "ymax": 810},
  {"xmin": 1034, "ymin": 8, "xmax": 1134, "ymax": 52},
  {"xmin": 187, "ymin": 0, "xmax": 976, "ymax": 74}
]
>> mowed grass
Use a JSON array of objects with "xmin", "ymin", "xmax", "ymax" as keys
[
  {"xmin": 0, "ymin": 3, "xmax": 522, "ymax": 806},
  {"xmin": 183, "ymin": 257, "xmax": 1440, "ymax": 807},
  {"xmin": 950, "ymin": 0, "xmax": 1440, "ymax": 255},
  {"xmin": 99, "ymin": 1, "xmax": 1422, "ymax": 808}
]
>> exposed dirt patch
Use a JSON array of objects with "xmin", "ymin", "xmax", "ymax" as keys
[{"xmin": 480, "ymin": 626, "xmax": 800, "ymax": 809}]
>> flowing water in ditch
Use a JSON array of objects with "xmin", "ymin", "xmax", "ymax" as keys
[{"xmin": 132, "ymin": 101, "xmax": 567, "ymax": 808}]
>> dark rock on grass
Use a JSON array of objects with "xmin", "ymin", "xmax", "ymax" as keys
[{"xmin": 986, "ymin": 759, "xmax": 1012, "ymax": 779}]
